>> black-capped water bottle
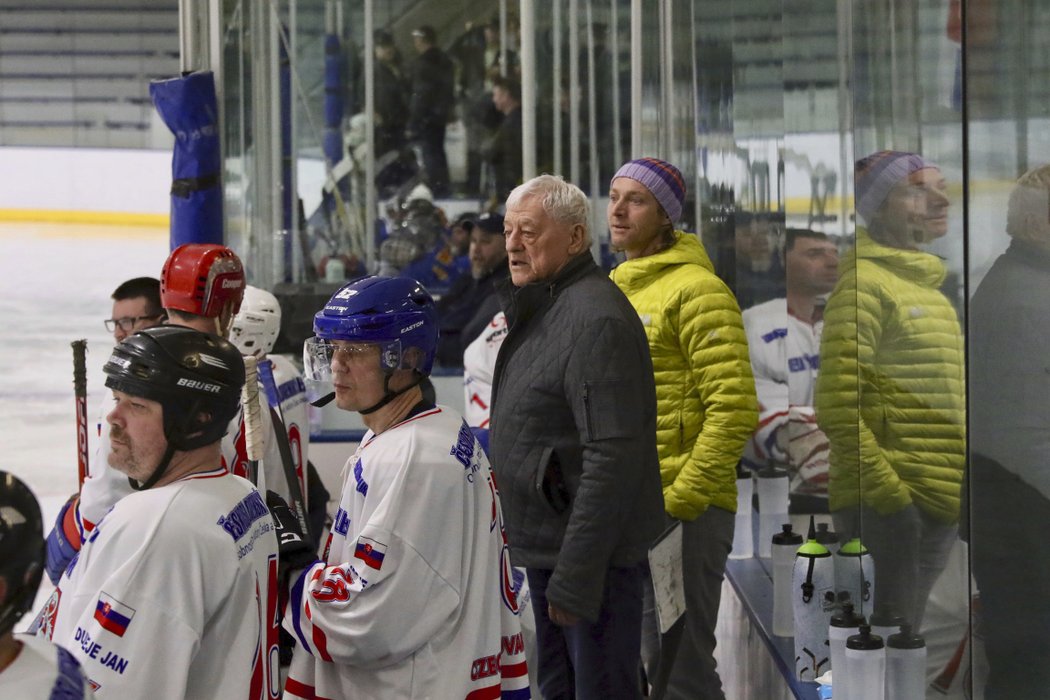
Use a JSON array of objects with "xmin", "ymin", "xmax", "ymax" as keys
[
  {"xmin": 829, "ymin": 597, "xmax": 865, "ymax": 699},
  {"xmin": 792, "ymin": 530, "xmax": 834, "ymax": 681},
  {"xmin": 772, "ymin": 523, "xmax": 804, "ymax": 637},
  {"xmin": 845, "ymin": 624, "xmax": 885, "ymax": 700},
  {"xmin": 886, "ymin": 624, "xmax": 925, "ymax": 699},
  {"xmin": 869, "ymin": 602, "xmax": 907, "ymax": 644}
]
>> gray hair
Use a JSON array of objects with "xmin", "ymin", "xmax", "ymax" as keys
[
  {"xmin": 1007, "ymin": 164, "xmax": 1050, "ymax": 244},
  {"xmin": 506, "ymin": 174, "xmax": 591, "ymax": 246}
]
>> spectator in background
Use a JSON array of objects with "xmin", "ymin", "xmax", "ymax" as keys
[
  {"xmin": 608, "ymin": 158, "xmax": 758, "ymax": 699},
  {"xmin": 449, "ymin": 211, "xmax": 476, "ymax": 258},
  {"xmin": 373, "ymin": 30, "xmax": 408, "ymax": 157},
  {"xmin": 490, "ymin": 174, "xmax": 664, "ymax": 699},
  {"xmin": 743, "ymin": 229, "xmax": 839, "ymax": 511},
  {"xmin": 733, "ymin": 211, "xmax": 786, "ymax": 309},
  {"xmin": 408, "ymin": 25, "xmax": 455, "ymax": 198},
  {"xmin": 815, "ymin": 151, "xmax": 964, "ymax": 631},
  {"xmin": 968, "ymin": 163, "xmax": 1050, "ymax": 698},
  {"xmin": 105, "ymin": 276, "xmax": 166, "ymax": 343},
  {"xmin": 434, "ymin": 212, "xmax": 509, "ymax": 368},
  {"xmin": 484, "ymin": 76, "xmax": 523, "ymax": 207}
]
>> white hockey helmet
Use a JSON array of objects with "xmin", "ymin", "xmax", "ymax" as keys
[{"xmin": 229, "ymin": 285, "xmax": 282, "ymax": 358}]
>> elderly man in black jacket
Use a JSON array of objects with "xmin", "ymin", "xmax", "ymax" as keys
[{"xmin": 490, "ymin": 174, "xmax": 664, "ymax": 699}]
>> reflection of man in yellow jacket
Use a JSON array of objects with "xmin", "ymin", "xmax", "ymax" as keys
[
  {"xmin": 609, "ymin": 158, "xmax": 757, "ymax": 700},
  {"xmin": 815, "ymin": 151, "xmax": 964, "ymax": 630}
]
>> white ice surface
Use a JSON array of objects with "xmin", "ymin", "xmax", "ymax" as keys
[{"xmin": 0, "ymin": 222, "xmax": 168, "ymax": 625}]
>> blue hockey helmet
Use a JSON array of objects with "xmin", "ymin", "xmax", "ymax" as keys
[
  {"xmin": 312, "ymin": 276, "xmax": 438, "ymax": 375},
  {"xmin": 304, "ymin": 277, "xmax": 438, "ymax": 413}
]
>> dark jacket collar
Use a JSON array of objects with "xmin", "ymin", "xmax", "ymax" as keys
[
  {"xmin": 497, "ymin": 251, "xmax": 597, "ymax": 325},
  {"xmin": 1006, "ymin": 238, "xmax": 1050, "ymax": 269}
]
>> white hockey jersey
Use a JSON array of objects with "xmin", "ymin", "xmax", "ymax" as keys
[
  {"xmin": 742, "ymin": 297, "xmax": 830, "ymax": 495},
  {"xmin": 79, "ymin": 389, "xmax": 250, "ymax": 531},
  {"xmin": 1, "ymin": 633, "xmax": 96, "ymax": 698},
  {"xmin": 42, "ymin": 468, "xmax": 281, "ymax": 700},
  {"xmin": 79, "ymin": 364, "xmax": 309, "ymax": 537},
  {"xmin": 462, "ymin": 311, "xmax": 508, "ymax": 428},
  {"xmin": 282, "ymin": 406, "xmax": 530, "ymax": 700}
]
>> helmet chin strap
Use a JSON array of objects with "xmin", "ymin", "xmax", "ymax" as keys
[
  {"xmin": 128, "ymin": 442, "xmax": 176, "ymax": 492},
  {"xmin": 128, "ymin": 399, "xmax": 200, "ymax": 491},
  {"xmin": 359, "ymin": 372, "xmax": 425, "ymax": 415}
]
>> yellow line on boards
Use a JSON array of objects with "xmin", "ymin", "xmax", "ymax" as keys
[{"xmin": 0, "ymin": 209, "xmax": 169, "ymax": 228}]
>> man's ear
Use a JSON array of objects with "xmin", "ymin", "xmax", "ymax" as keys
[{"xmin": 567, "ymin": 224, "xmax": 588, "ymax": 255}]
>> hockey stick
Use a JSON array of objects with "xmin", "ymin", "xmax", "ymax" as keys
[
  {"xmin": 71, "ymin": 339, "xmax": 89, "ymax": 487},
  {"xmin": 241, "ymin": 356, "xmax": 264, "ymax": 486},
  {"xmin": 256, "ymin": 358, "xmax": 313, "ymax": 544}
]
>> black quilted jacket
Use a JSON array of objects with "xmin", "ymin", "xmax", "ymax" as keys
[{"xmin": 489, "ymin": 251, "xmax": 665, "ymax": 622}]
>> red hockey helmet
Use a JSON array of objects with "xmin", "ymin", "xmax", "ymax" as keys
[{"xmin": 160, "ymin": 244, "xmax": 245, "ymax": 318}]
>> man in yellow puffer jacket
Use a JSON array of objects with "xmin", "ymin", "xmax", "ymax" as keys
[
  {"xmin": 608, "ymin": 158, "xmax": 758, "ymax": 700},
  {"xmin": 815, "ymin": 151, "xmax": 964, "ymax": 631}
]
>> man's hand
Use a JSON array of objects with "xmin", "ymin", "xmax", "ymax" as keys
[{"xmin": 548, "ymin": 603, "xmax": 580, "ymax": 627}]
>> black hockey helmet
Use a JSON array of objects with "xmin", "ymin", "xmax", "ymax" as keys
[
  {"xmin": 104, "ymin": 326, "xmax": 245, "ymax": 452},
  {"xmin": 0, "ymin": 471, "xmax": 44, "ymax": 637}
]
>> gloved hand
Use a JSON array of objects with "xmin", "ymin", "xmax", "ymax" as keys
[
  {"xmin": 45, "ymin": 494, "xmax": 82, "ymax": 584},
  {"xmin": 266, "ymin": 490, "xmax": 317, "ymax": 585}
]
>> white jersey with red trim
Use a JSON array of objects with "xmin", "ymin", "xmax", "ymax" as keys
[
  {"xmin": 42, "ymin": 468, "xmax": 280, "ymax": 700},
  {"xmin": 462, "ymin": 311, "xmax": 508, "ymax": 428},
  {"xmin": 742, "ymin": 297, "xmax": 830, "ymax": 495},
  {"xmin": 1, "ymin": 633, "xmax": 96, "ymax": 698},
  {"xmin": 283, "ymin": 405, "xmax": 529, "ymax": 700},
  {"xmin": 79, "ymin": 389, "xmax": 248, "ymax": 532}
]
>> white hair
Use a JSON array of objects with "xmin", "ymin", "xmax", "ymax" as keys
[{"xmin": 506, "ymin": 174, "xmax": 591, "ymax": 246}]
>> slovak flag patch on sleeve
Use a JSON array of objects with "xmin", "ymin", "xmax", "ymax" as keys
[
  {"xmin": 94, "ymin": 592, "xmax": 135, "ymax": 637},
  {"xmin": 353, "ymin": 536, "xmax": 387, "ymax": 570}
]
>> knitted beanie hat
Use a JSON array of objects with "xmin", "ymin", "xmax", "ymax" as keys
[
  {"xmin": 855, "ymin": 150, "xmax": 937, "ymax": 224},
  {"xmin": 612, "ymin": 157, "xmax": 686, "ymax": 223}
]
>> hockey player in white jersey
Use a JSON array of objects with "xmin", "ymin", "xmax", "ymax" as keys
[
  {"xmin": 742, "ymin": 228, "xmax": 839, "ymax": 501},
  {"xmin": 40, "ymin": 327, "xmax": 280, "ymax": 699},
  {"xmin": 230, "ymin": 285, "xmax": 321, "ymax": 540},
  {"xmin": 0, "ymin": 471, "xmax": 96, "ymax": 698},
  {"xmin": 46, "ymin": 245, "xmax": 248, "ymax": 584},
  {"xmin": 280, "ymin": 276, "xmax": 529, "ymax": 699}
]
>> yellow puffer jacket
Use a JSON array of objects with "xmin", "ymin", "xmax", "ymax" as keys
[
  {"xmin": 814, "ymin": 229, "xmax": 965, "ymax": 524},
  {"xmin": 610, "ymin": 231, "xmax": 758, "ymax": 520}
]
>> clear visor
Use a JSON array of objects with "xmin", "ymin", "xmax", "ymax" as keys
[{"xmin": 303, "ymin": 337, "xmax": 402, "ymax": 384}]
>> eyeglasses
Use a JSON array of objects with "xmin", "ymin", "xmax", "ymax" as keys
[{"xmin": 104, "ymin": 314, "xmax": 164, "ymax": 334}]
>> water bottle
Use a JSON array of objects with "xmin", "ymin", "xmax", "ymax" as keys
[
  {"xmin": 792, "ymin": 533, "xmax": 835, "ymax": 681},
  {"xmin": 730, "ymin": 466, "xmax": 754, "ymax": 559},
  {"xmin": 835, "ymin": 537, "xmax": 875, "ymax": 618},
  {"xmin": 815, "ymin": 521, "xmax": 839, "ymax": 553},
  {"xmin": 869, "ymin": 602, "xmax": 907, "ymax": 643},
  {"xmin": 772, "ymin": 523, "xmax": 804, "ymax": 636},
  {"xmin": 829, "ymin": 598, "xmax": 865, "ymax": 699},
  {"xmin": 845, "ymin": 624, "xmax": 885, "ymax": 700},
  {"xmin": 756, "ymin": 464, "xmax": 789, "ymax": 558},
  {"xmin": 886, "ymin": 624, "xmax": 926, "ymax": 700}
]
